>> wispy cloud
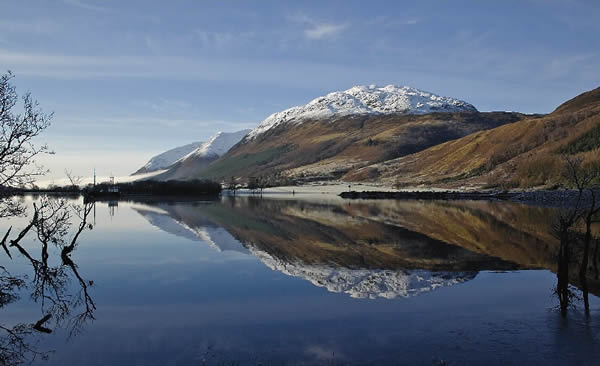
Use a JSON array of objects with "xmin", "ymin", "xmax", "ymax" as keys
[
  {"xmin": 289, "ymin": 14, "xmax": 347, "ymax": 40},
  {"xmin": 144, "ymin": 36, "xmax": 161, "ymax": 53},
  {"xmin": 543, "ymin": 53, "xmax": 598, "ymax": 80},
  {"xmin": 402, "ymin": 18, "xmax": 421, "ymax": 25},
  {"xmin": 366, "ymin": 16, "xmax": 421, "ymax": 29},
  {"xmin": 133, "ymin": 98, "xmax": 192, "ymax": 114},
  {"xmin": 0, "ymin": 48, "xmax": 363, "ymax": 87},
  {"xmin": 193, "ymin": 30, "xmax": 234, "ymax": 47},
  {"xmin": 305, "ymin": 23, "xmax": 346, "ymax": 40},
  {"xmin": 59, "ymin": 116, "xmax": 245, "ymax": 129},
  {"xmin": 0, "ymin": 19, "xmax": 59, "ymax": 35},
  {"xmin": 62, "ymin": 0, "xmax": 109, "ymax": 13}
]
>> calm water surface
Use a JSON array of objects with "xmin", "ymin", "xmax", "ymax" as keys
[{"xmin": 1, "ymin": 196, "xmax": 600, "ymax": 365}]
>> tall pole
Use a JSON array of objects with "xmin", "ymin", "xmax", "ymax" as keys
[{"xmin": 93, "ymin": 168, "xmax": 96, "ymax": 187}]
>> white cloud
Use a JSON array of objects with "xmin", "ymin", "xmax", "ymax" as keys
[
  {"xmin": 305, "ymin": 23, "xmax": 346, "ymax": 40},
  {"xmin": 365, "ymin": 16, "xmax": 421, "ymax": 29},
  {"xmin": 0, "ymin": 48, "xmax": 365, "ymax": 87},
  {"xmin": 402, "ymin": 18, "xmax": 420, "ymax": 25},
  {"xmin": 133, "ymin": 98, "xmax": 192, "ymax": 114},
  {"xmin": 144, "ymin": 36, "xmax": 161, "ymax": 53},
  {"xmin": 193, "ymin": 30, "xmax": 234, "ymax": 47},
  {"xmin": 543, "ymin": 53, "xmax": 598, "ymax": 81},
  {"xmin": 0, "ymin": 19, "xmax": 59, "ymax": 35},
  {"xmin": 62, "ymin": 0, "xmax": 109, "ymax": 12},
  {"xmin": 288, "ymin": 14, "xmax": 347, "ymax": 40}
]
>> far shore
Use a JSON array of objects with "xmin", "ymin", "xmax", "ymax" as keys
[{"xmin": 10, "ymin": 180, "xmax": 596, "ymax": 209}]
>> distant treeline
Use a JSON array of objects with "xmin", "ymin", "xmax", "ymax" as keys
[
  {"xmin": 3, "ymin": 179, "xmax": 222, "ymax": 197},
  {"xmin": 90, "ymin": 180, "xmax": 222, "ymax": 196}
]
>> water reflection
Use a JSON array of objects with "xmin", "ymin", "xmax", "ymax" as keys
[
  {"xmin": 2, "ymin": 196, "xmax": 599, "ymax": 365},
  {"xmin": 132, "ymin": 197, "xmax": 600, "ymax": 300},
  {"xmin": 0, "ymin": 198, "xmax": 94, "ymax": 365}
]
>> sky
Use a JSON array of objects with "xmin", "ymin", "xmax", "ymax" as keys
[{"xmin": 1, "ymin": 0, "xmax": 599, "ymax": 183}]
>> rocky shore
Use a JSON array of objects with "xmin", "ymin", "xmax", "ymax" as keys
[{"xmin": 339, "ymin": 189, "xmax": 600, "ymax": 208}]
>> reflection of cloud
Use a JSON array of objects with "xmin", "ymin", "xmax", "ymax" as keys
[{"xmin": 306, "ymin": 345, "xmax": 344, "ymax": 361}]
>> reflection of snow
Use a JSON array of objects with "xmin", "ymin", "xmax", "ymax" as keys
[
  {"xmin": 250, "ymin": 247, "xmax": 477, "ymax": 299},
  {"xmin": 193, "ymin": 226, "xmax": 250, "ymax": 253},
  {"xmin": 135, "ymin": 208, "xmax": 249, "ymax": 254},
  {"xmin": 137, "ymin": 208, "xmax": 201, "ymax": 242}
]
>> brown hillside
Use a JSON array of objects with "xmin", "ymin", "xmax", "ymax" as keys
[
  {"xmin": 554, "ymin": 86, "xmax": 600, "ymax": 114},
  {"xmin": 345, "ymin": 87, "xmax": 600, "ymax": 189},
  {"xmin": 162, "ymin": 112, "xmax": 524, "ymax": 181}
]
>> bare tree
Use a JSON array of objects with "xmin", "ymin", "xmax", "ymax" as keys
[
  {"xmin": 0, "ymin": 72, "xmax": 96, "ymax": 364},
  {"xmin": 561, "ymin": 155, "xmax": 600, "ymax": 279},
  {"xmin": 0, "ymin": 200, "xmax": 95, "ymax": 365},
  {"xmin": 64, "ymin": 169, "xmax": 82, "ymax": 191},
  {"xmin": 0, "ymin": 71, "xmax": 52, "ymax": 189},
  {"xmin": 227, "ymin": 176, "xmax": 237, "ymax": 196},
  {"xmin": 553, "ymin": 155, "xmax": 600, "ymax": 316}
]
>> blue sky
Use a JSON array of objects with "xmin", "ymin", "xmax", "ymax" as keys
[{"xmin": 1, "ymin": 0, "xmax": 599, "ymax": 181}]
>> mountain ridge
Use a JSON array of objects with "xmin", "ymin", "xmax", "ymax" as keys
[
  {"xmin": 156, "ymin": 85, "xmax": 525, "ymax": 182},
  {"xmin": 135, "ymin": 129, "xmax": 250, "ymax": 179},
  {"xmin": 345, "ymin": 86, "xmax": 600, "ymax": 188},
  {"xmin": 246, "ymin": 85, "xmax": 477, "ymax": 140},
  {"xmin": 133, "ymin": 141, "xmax": 204, "ymax": 175}
]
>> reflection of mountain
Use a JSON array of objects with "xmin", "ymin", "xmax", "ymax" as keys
[
  {"xmin": 131, "ymin": 197, "xmax": 600, "ymax": 297},
  {"xmin": 133, "ymin": 205, "xmax": 249, "ymax": 254},
  {"xmin": 130, "ymin": 198, "xmax": 538, "ymax": 298}
]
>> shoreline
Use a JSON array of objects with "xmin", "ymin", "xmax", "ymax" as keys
[
  {"xmin": 338, "ymin": 189, "xmax": 597, "ymax": 208},
  {"xmin": 8, "ymin": 184, "xmax": 597, "ymax": 208}
]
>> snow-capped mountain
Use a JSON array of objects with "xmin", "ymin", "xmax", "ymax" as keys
[
  {"xmin": 247, "ymin": 85, "xmax": 477, "ymax": 139},
  {"xmin": 250, "ymin": 247, "xmax": 477, "ymax": 299},
  {"xmin": 133, "ymin": 141, "xmax": 204, "ymax": 175},
  {"xmin": 177, "ymin": 129, "xmax": 251, "ymax": 163},
  {"xmin": 134, "ymin": 129, "xmax": 250, "ymax": 179},
  {"xmin": 153, "ymin": 129, "xmax": 251, "ymax": 180}
]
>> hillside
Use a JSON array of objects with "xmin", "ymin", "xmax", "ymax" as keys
[
  {"xmin": 183, "ymin": 112, "xmax": 523, "ymax": 182},
  {"xmin": 151, "ymin": 129, "xmax": 250, "ymax": 180},
  {"xmin": 132, "ymin": 141, "xmax": 204, "ymax": 175},
  {"xmin": 163, "ymin": 85, "xmax": 524, "ymax": 182},
  {"xmin": 345, "ymin": 87, "xmax": 600, "ymax": 188}
]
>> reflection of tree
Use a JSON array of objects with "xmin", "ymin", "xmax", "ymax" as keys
[
  {"xmin": 552, "ymin": 156, "xmax": 600, "ymax": 317},
  {"xmin": 0, "ymin": 198, "xmax": 95, "ymax": 365}
]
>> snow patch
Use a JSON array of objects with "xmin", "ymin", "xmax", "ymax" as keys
[
  {"xmin": 247, "ymin": 85, "xmax": 477, "ymax": 139},
  {"xmin": 179, "ymin": 129, "xmax": 251, "ymax": 162},
  {"xmin": 135, "ymin": 141, "xmax": 205, "ymax": 174},
  {"xmin": 135, "ymin": 207, "xmax": 249, "ymax": 254}
]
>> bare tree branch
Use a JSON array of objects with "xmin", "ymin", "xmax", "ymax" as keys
[{"xmin": 0, "ymin": 71, "xmax": 52, "ymax": 189}]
